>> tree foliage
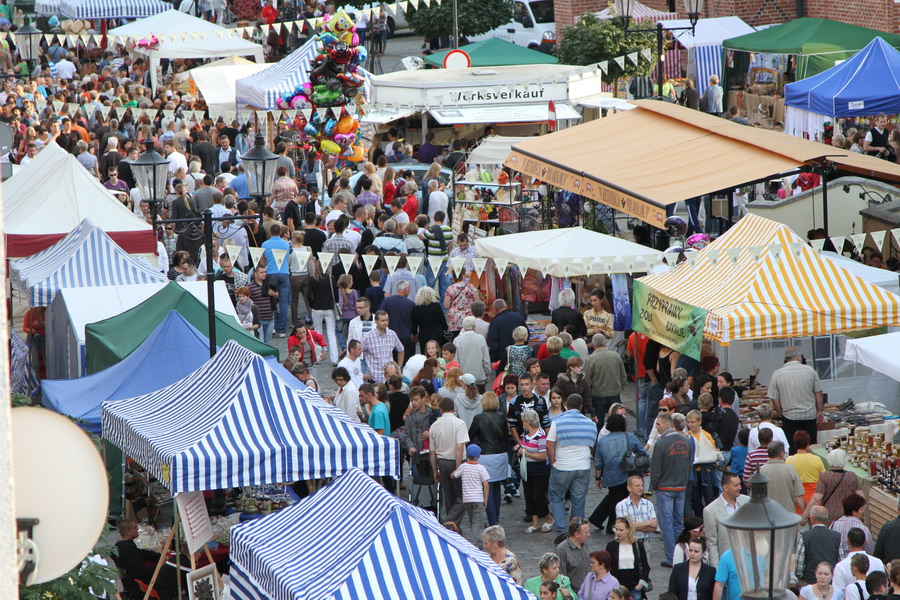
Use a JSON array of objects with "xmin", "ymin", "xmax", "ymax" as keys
[
  {"xmin": 405, "ymin": 0, "xmax": 515, "ymax": 41},
  {"xmin": 555, "ymin": 13, "xmax": 658, "ymax": 83}
]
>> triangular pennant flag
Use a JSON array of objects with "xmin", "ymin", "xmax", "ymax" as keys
[
  {"xmin": 295, "ymin": 248, "xmax": 311, "ymax": 271},
  {"xmin": 493, "ymin": 258, "xmax": 509, "ymax": 278},
  {"xmin": 448, "ymin": 256, "xmax": 465, "ymax": 276},
  {"xmin": 98, "ymin": 105, "xmax": 111, "ymax": 119},
  {"xmin": 224, "ymin": 244, "xmax": 241, "ymax": 266},
  {"xmin": 768, "ymin": 244, "xmax": 784, "ymax": 261},
  {"xmin": 724, "ymin": 248, "xmax": 741, "ymax": 265},
  {"xmin": 557, "ymin": 257, "xmax": 574, "ymax": 277},
  {"xmin": 301, "ymin": 108, "xmax": 313, "ymax": 122},
  {"xmin": 684, "ymin": 252, "xmax": 700, "ymax": 267},
  {"xmin": 623, "ymin": 258, "xmax": 636, "ymax": 274},
  {"xmin": 163, "ymin": 109, "xmax": 175, "ymax": 121},
  {"xmin": 318, "ymin": 251, "xmax": 334, "ymax": 270},
  {"xmin": 51, "ymin": 100, "xmax": 63, "ymax": 113},
  {"xmin": 67, "ymin": 103, "xmax": 79, "ymax": 115},
  {"xmin": 406, "ymin": 255, "xmax": 423, "ymax": 274},
  {"xmin": 642, "ymin": 254, "xmax": 659, "ymax": 271},
  {"xmin": 427, "ymin": 256, "xmax": 444, "ymax": 278},
  {"xmin": 43, "ymin": 33, "xmax": 53, "ymax": 44},
  {"xmin": 787, "ymin": 242, "xmax": 805, "ymax": 257},
  {"xmin": 809, "ymin": 239, "xmax": 826, "ymax": 254},
  {"xmin": 384, "ymin": 254, "xmax": 401, "ymax": 274},
  {"xmin": 641, "ymin": 48, "xmax": 652, "ymax": 62},
  {"xmin": 339, "ymin": 252, "xmax": 355, "ymax": 274},
  {"xmin": 747, "ymin": 245, "xmax": 764, "ymax": 263},
  {"xmin": 869, "ymin": 230, "xmax": 887, "ymax": 251},
  {"xmin": 408, "ymin": 0, "xmax": 419, "ymax": 7},
  {"xmin": 271, "ymin": 248, "xmax": 288, "ymax": 270},
  {"xmin": 93, "ymin": 34, "xmax": 103, "ymax": 45},
  {"xmin": 362, "ymin": 253, "xmax": 379, "ymax": 274},
  {"xmin": 586, "ymin": 257, "xmax": 602, "ymax": 274},
  {"xmin": 79, "ymin": 33, "xmax": 90, "ymax": 44},
  {"xmin": 597, "ymin": 61, "xmax": 608, "ymax": 74},
  {"xmin": 614, "ymin": 55, "xmax": 625, "ymax": 69},
  {"xmin": 891, "ymin": 228, "xmax": 900, "ymax": 248},
  {"xmin": 248, "ymin": 246, "xmax": 265, "ymax": 267},
  {"xmin": 537, "ymin": 258, "xmax": 552, "ymax": 278},
  {"xmin": 850, "ymin": 233, "xmax": 868, "ymax": 250},
  {"xmin": 471, "ymin": 257, "xmax": 487, "ymax": 279},
  {"xmin": 830, "ymin": 236, "xmax": 846, "ymax": 254},
  {"xmin": 316, "ymin": 107, "xmax": 328, "ymax": 121},
  {"xmin": 706, "ymin": 249, "xmax": 721, "ymax": 267},
  {"xmin": 626, "ymin": 52, "xmax": 638, "ymax": 65}
]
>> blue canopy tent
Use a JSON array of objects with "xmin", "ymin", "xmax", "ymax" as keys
[
  {"xmin": 43, "ymin": 312, "xmax": 301, "ymax": 435},
  {"xmin": 229, "ymin": 469, "xmax": 532, "ymax": 600},
  {"xmin": 60, "ymin": 0, "xmax": 169, "ymax": 19},
  {"xmin": 9, "ymin": 219, "xmax": 165, "ymax": 307},
  {"xmin": 102, "ymin": 342, "xmax": 399, "ymax": 493},
  {"xmin": 785, "ymin": 37, "xmax": 900, "ymax": 118}
]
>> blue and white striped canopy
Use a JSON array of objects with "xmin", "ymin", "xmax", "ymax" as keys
[
  {"xmin": 9, "ymin": 219, "xmax": 165, "ymax": 307},
  {"xmin": 60, "ymin": 0, "xmax": 169, "ymax": 20},
  {"xmin": 102, "ymin": 342, "xmax": 400, "ymax": 494},
  {"xmin": 229, "ymin": 469, "xmax": 534, "ymax": 600},
  {"xmin": 235, "ymin": 37, "xmax": 321, "ymax": 110},
  {"xmin": 35, "ymin": 0, "xmax": 61, "ymax": 15}
]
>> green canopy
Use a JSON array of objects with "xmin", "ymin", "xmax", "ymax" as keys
[
  {"xmin": 723, "ymin": 18, "xmax": 900, "ymax": 80},
  {"xmin": 423, "ymin": 38, "xmax": 558, "ymax": 68},
  {"xmin": 85, "ymin": 281, "xmax": 278, "ymax": 374}
]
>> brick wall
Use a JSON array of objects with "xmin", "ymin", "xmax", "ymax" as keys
[
  {"xmin": 555, "ymin": 0, "xmax": 606, "ymax": 37},
  {"xmin": 639, "ymin": 0, "xmax": 898, "ymax": 31}
]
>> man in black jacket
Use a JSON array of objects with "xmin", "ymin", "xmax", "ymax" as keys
[
  {"xmin": 114, "ymin": 519, "xmax": 182, "ymax": 599},
  {"xmin": 487, "ymin": 298, "xmax": 527, "ymax": 364},
  {"xmin": 192, "ymin": 130, "xmax": 218, "ymax": 175}
]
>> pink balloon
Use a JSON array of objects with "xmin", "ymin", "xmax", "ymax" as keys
[{"xmin": 352, "ymin": 33, "xmax": 359, "ymax": 46}]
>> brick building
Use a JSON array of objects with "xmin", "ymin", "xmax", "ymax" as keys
[{"xmin": 555, "ymin": 0, "xmax": 900, "ymax": 36}]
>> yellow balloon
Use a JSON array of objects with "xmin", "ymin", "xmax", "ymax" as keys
[{"xmin": 320, "ymin": 139, "xmax": 341, "ymax": 154}]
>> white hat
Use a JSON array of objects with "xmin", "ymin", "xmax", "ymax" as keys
[{"xmin": 460, "ymin": 373, "xmax": 476, "ymax": 385}]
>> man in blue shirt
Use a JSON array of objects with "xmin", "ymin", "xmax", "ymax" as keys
[
  {"xmin": 229, "ymin": 164, "xmax": 251, "ymax": 200},
  {"xmin": 713, "ymin": 549, "xmax": 742, "ymax": 600},
  {"xmin": 261, "ymin": 223, "xmax": 292, "ymax": 337}
]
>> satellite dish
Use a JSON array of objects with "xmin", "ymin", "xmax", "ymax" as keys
[{"xmin": 13, "ymin": 407, "xmax": 109, "ymax": 585}]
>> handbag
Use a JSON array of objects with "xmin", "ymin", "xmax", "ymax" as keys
[
  {"xmin": 619, "ymin": 433, "xmax": 651, "ymax": 473},
  {"xmin": 634, "ymin": 540, "xmax": 653, "ymax": 593}
]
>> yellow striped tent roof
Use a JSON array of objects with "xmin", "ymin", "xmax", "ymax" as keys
[{"xmin": 638, "ymin": 214, "xmax": 900, "ymax": 344}]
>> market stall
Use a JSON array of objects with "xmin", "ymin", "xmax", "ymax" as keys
[
  {"xmin": 3, "ymin": 143, "xmax": 156, "ymax": 257},
  {"xmin": 44, "ymin": 312, "xmax": 300, "ymax": 435},
  {"xmin": 784, "ymin": 37, "xmax": 900, "ymax": 140},
  {"xmin": 229, "ymin": 468, "xmax": 530, "ymax": 600},
  {"xmin": 234, "ymin": 37, "xmax": 321, "ymax": 111},
  {"xmin": 108, "ymin": 10, "xmax": 265, "ymax": 92},
  {"xmin": 84, "ymin": 281, "xmax": 277, "ymax": 374},
  {"xmin": 9, "ymin": 219, "xmax": 166, "ymax": 307},
  {"xmin": 175, "ymin": 56, "xmax": 270, "ymax": 119},
  {"xmin": 102, "ymin": 342, "xmax": 400, "ymax": 494},
  {"xmin": 45, "ymin": 281, "xmax": 234, "ymax": 380},
  {"xmin": 60, "ymin": 0, "xmax": 169, "ymax": 19},
  {"xmin": 424, "ymin": 38, "xmax": 558, "ymax": 68}
]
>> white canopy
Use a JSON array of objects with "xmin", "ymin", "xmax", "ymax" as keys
[
  {"xmin": 467, "ymin": 136, "xmax": 532, "ymax": 165},
  {"xmin": 844, "ymin": 332, "xmax": 900, "ymax": 382},
  {"xmin": 474, "ymin": 227, "xmax": 663, "ymax": 276},
  {"xmin": 3, "ymin": 143, "xmax": 154, "ymax": 258},
  {"xmin": 667, "ymin": 16, "xmax": 755, "ymax": 48},
  {"xmin": 178, "ymin": 56, "xmax": 269, "ymax": 116},
  {"xmin": 109, "ymin": 11, "xmax": 264, "ymax": 92}
]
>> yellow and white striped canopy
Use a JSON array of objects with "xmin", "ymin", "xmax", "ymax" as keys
[{"xmin": 638, "ymin": 214, "xmax": 900, "ymax": 344}]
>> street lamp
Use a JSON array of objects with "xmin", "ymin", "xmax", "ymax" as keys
[
  {"xmin": 131, "ymin": 139, "xmax": 170, "ymax": 230},
  {"xmin": 615, "ymin": 0, "xmax": 704, "ymax": 100},
  {"xmin": 16, "ymin": 19, "xmax": 42, "ymax": 73},
  {"xmin": 720, "ymin": 471, "xmax": 801, "ymax": 600},
  {"xmin": 241, "ymin": 132, "xmax": 279, "ymax": 203}
]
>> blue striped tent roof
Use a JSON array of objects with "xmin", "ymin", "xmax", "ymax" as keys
[
  {"xmin": 229, "ymin": 469, "xmax": 534, "ymax": 600},
  {"xmin": 35, "ymin": 0, "xmax": 61, "ymax": 15},
  {"xmin": 60, "ymin": 0, "xmax": 169, "ymax": 19},
  {"xmin": 102, "ymin": 341, "xmax": 399, "ymax": 494},
  {"xmin": 235, "ymin": 37, "xmax": 320, "ymax": 110},
  {"xmin": 9, "ymin": 219, "xmax": 166, "ymax": 307}
]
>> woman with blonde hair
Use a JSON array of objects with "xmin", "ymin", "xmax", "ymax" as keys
[
  {"xmin": 507, "ymin": 326, "xmax": 533, "ymax": 377},
  {"xmin": 607, "ymin": 516, "xmax": 650, "ymax": 600},
  {"xmin": 468, "ymin": 391, "xmax": 509, "ymax": 525},
  {"xmin": 411, "ymin": 284, "xmax": 447, "ymax": 353},
  {"xmin": 537, "ymin": 323, "xmax": 559, "ymax": 360}
]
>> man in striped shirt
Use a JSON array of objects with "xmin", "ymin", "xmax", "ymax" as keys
[
  {"xmin": 615, "ymin": 475, "xmax": 657, "ymax": 540},
  {"xmin": 423, "ymin": 211, "xmax": 453, "ymax": 298},
  {"xmin": 742, "ymin": 426, "xmax": 773, "ymax": 481}
]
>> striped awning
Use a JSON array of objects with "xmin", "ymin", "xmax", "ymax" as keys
[
  {"xmin": 235, "ymin": 37, "xmax": 321, "ymax": 110},
  {"xmin": 60, "ymin": 0, "xmax": 169, "ymax": 20},
  {"xmin": 638, "ymin": 214, "xmax": 900, "ymax": 343},
  {"xmin": 35, "ymin": 0, "xmax": 61, "ymax": 15},
  {"xmin": 229, "ymin": 469, "xmax": 532, "ymax": 600},
  {"xmin": 102, "ymin": 342, "xmax": 400, "ymax": 494},
  {"xmin": 9, "ymin": 219, "xmax": 166, "ymax": 307}
]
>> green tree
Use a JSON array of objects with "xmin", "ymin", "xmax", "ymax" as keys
[
  {"xmin": 555, "ymin": 13, "xmax": 657, "ymax": 83},
  {"xmin": 404, "ymin": 0, "xmax": 515, "ymax": 41}
]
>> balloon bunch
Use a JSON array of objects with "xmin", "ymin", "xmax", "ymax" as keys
[
  {"xmin": 290, "ymin": 108, "xmax": 365, "ymax": 163},
  {"xmin": 275, "ymin": 9, "xmax": 368, "ymax": 110}
]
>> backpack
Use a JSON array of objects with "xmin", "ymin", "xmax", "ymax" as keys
[{"xmin": 426, "ymin": 225, "xmax": 447, "ymax": 256}]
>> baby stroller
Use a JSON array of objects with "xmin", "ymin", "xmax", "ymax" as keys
[{"xmin": 408, "ymin": 450, "xmax": 439, "ymax": 517}]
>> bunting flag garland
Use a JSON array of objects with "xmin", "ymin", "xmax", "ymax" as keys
[
  {"xmin": 684, "ymin": 252, "xmax": 700, "ymax": 267},
  {"xmin": 724, "ymin": 248, "xmax": 741, "ymax": 265},
  {"xmin": 224, "ymin": 245, "xmax": 241, "ymax": 267},
  {"xmin": 294, "ymin": 248, "xmax": 311, "ymax": 271},
  {"xmin": 362, "ymin": 254, "xmax": 379, "ymax": 274},
  {"xmin": 768, "ymin": 244, "xmax": 783, "ymax": 261},
  {"xmin": 537, "ymin": 258, "xmax": 552, "ymax": 278},
  {"xmin": 426, "ymin": 256, "xmax": 444, "ymax": 278},
  {"xmin": 406, "ymin": 256, "xmax": 423, "ymax": 275},
  {"xmin": 52, "ymin": 100, "xmax": 63, "ymax": 113},
  {"xmin": 450, "ymin": 256, "xmax": 466, "ymax": 276},
  {"xmin": 318, "ymin": 252, "xmax": 334, "ymax": 270},
  {"xmin": 849, "ymin": 233, "xmax": 868, "ymax": 250},
  {"xmin": 891, "ymin": 228, "xmax": 900, "ymax": 248},
  {"xmin": 383, "ymin": 255, "xmax": 400, "ymax": 274},
  {"xmin": 271, "ymin": 248, "xmax": 288, "ymax": 271},
  {"xmin": 829, "ymin": 236, "xmax": 846, "ymax": 254},
  {"xmin": 787, "ymin": 242, "xmax": 805, "ymax": 257},
  {"xmin": 747, "ymin": 246, "xmax": 764, "ymax": 263},
  {"xmin": 471, "ymin": 257, "xmax": 487, "ymax": 279},
  {"xmin": 493, "ymin": 258, "xmax": 509, "ymax": 278},
  {"xmin": 338, "ymin": 252, "xmax": 355, "ymax": 274},
  {"xmin": 869, "ymin": 230, "xmax": 887, "ymax": 251},
  {"xmin": 808, "ymin": 239, "xmax": 826, "ymax": 254},
  {"xmin": 248, "ymin": 247, "xmax": 265, "ymax": 267},
  {"xmin": 706, "ymin": 249, "xmax": 721, "ymax": 267}
]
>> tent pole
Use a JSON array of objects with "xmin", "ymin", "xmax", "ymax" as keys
[
  {"xmin": 726, "ymin": 189, "xmax": 734, "ymax": 231},
  {"xmin": 820, "ymin": 164, "xmax": 830, "ymax": 236},
  {"xmin": 174, "ymin": 502, "xmax": 182, "ymax": 600},
  {"xmin": 203, "ymin": 209, "xmax": 217, "ymax": 358}
]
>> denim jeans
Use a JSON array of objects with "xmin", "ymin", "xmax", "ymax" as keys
[
  {"xmin": 592, "ymin": 395, "xmax": 621, "ymax": 425},
  {"xmin": 259, "ymin": 318, "xmax": 275, "ymax": 344},
  {"xmin": 548, "ymin": 468, "xmax": 591, "ymax": 534},
  {"xmin": 425, "ymin": 262, "xmax": 451, "ymax": 303},
  {"xmin": 269, "ymin": 272, "xmax": 291, "ymax": 334},
  {"xmin": 636, "ymin": 378, "xmax": 653, "ymax": 439},
  {"xmin": 657, "ymin": 489, "xmax": 685, "ymax": 564},
  {"xmin": 486, "ymin": 481, "xmax": 502, "ymax": 526},
  {"xmin": 311, "ymin": 309, "xmax": 340, "ymax": 363}
]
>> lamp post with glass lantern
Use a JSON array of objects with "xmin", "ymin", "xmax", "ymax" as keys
[
  {"xmin": 720, "ymin": 471, "xmax": 802, "ymax": 600},
  {"xmin": 131, "ymin": 139, "xmax": 170, "ymax": 232},
  {"xmin": 615, "ymin": 0, "xmax": 703, "ymax": 100},
  {"xmin": 16, "ymin": 19, "xmax": 42, "ymax": 74},
  {"xmin": 241, "ymin": 132, "xmax": 279, "ymax": 209}
]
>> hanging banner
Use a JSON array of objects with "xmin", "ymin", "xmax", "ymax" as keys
[
  {"xmin": 406, "ymin": 255, "xmax": 423, "ymax": 274},
  {"xmin": 224, "ymin": 244, "xmax": 241, "ymax": 267},
  {"xmin": 493, "ymin": 258, "xmax": 509, "ymax": 278},
  {"xmin": 271, "ymin": 248, "xmax": 288, "ymax": 271},
  {"xmin": 339, "ymin": 252, "xmax": 355, "ymax": 274},
  {"xmin": 450, "ymin": 256, "xmax": 466, "ymax": 276},
  {"xmin": 362, "ymin": 254, "xmax": 379, "ymax": 274},
  {"xmin": 471, "ymin": 257, "xmax": 487, "ymax": 279},
  {"xmin": 384, "ymin": 255, "xmax": 400, "ymax": 274},
  {"xmin": 318, "ymin": 252, "xmax": 334, "ymax": 270},
  {"xmin": 426, "ymin": 256, "xmax": 444, "ymax": 277},
  {"xmin": 294, "ymin": 247, "xmax": 311, "ymax": 271},
  {"xmin": 248, "ymin": 247, "xmax": 265, "ymax": 267},
  {"xmin": 610, "ymin": 273, "xmax": 631, "ymax": 332},
  {"xmin": 632, "ymin": 280, "xmax": 707, "ymax": 360}
]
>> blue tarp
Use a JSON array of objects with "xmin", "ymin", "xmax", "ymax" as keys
[
  {"xmin": 43, "ymin": 312, "xmax": 301, "ymax": 434},
  {"xmin": 784, "ymin": 37, "xmax": 900, "ymax": 117}
]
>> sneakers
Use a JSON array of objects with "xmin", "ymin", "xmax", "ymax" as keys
[
  {"xmin": 554, "ymin": 533, "xmax": 568, "ymax": 545},
  {"xmin": 274, "ymin": 332, "xmax": 287, "ymax": 338},
  {"xmin": 513, "ymin": 488, "xmax": 521, "ymax": 497},
  {"xmin": 504, "ymin": 493, "xmax": 513, "ymax": 504}
]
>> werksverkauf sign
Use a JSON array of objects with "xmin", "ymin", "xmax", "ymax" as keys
[{"xmin": 632, "ymin": 280, "xmax": 707, "ymax": 360}]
